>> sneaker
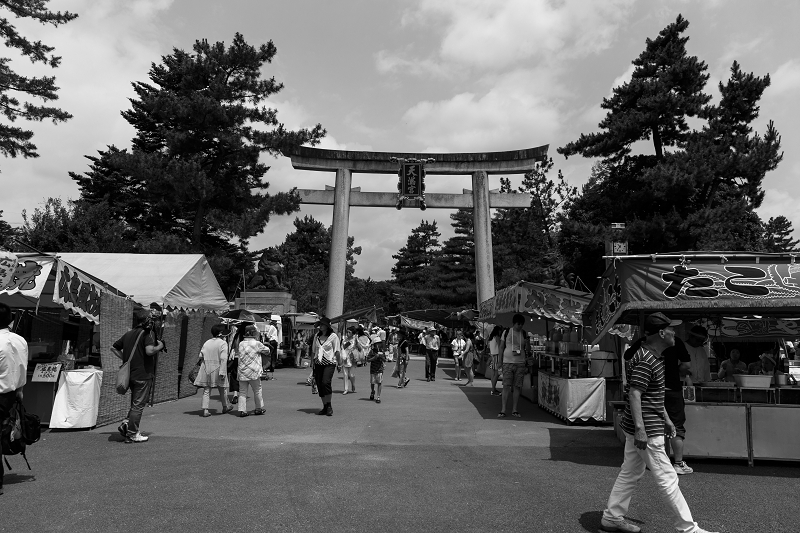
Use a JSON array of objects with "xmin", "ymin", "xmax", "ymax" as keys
[
  {"xmin": 325, "ymin": 405, "xmax": 333, "ymax": 416},
  {"xmin": 599, "ymin": 518, "xmax": 641, "ymax": 533},
  {"xmin": 369, "ymin": 392, "xmax": 375, "ymax": 400},
  {"xmin": 375, "ymin": 398, "xmax": 381, "ymax": 404},
  {"xmin": 426, "ymin": 377, "xmax": 430, "ymax": 382},
  {"xmin": 693, "ymin": 529, "xmax": 719, "ymax": 533},
  {"xmin": 403, "ymin": 378, "xmax": 410, "ymax": 387},
  {"xmin": 238, "ymin": 411, "xmax": 249, "ymax": 418},
  {"xmin": 117, "ymin": 420, "xmax": 128, "ymax": 438},
  {"xmin": 317, "ymin": 407, "xmax": 327, "ymax": 415},
  {"xmin": 342, "ymin": 391, "xmax": 349, "ymax": 395},
  {"xmin": 490, "ymin": 390, "xmax": 501, "ymax": 396},
  {"xmin": 397, "ymin": 384, "xmax": 403, "ymax": 389},
  {"xmin": 126, "ymin": 432, "xmax": 149, "ymax": 444},
  {"xmin": 673, "ymin": 461, "xmax": 694, "ymax": 475},
  {"xmin": 253, "ymin": 408, "xmax": 266, "ymax": 415}
]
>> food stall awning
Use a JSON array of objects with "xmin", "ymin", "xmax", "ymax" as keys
[
  {"xmin": 400, "ymin": 308, "xmax": 475, "ymax": 328},
  {"xmin": 479, "ymin": 281, "xmax": 592, "ymax": 332},
  {"xmin": 584, "ymin": 252, "xmax": 800, "ymax": 344},
  {"xmin": 330, "ymin": 306, "xmax": 380, "ymax": 324},
  {"xmin": 56, "ymin": 253, "xmax": 228, "ymax": 312}
]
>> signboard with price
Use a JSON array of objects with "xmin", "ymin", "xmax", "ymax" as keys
[{"xmin": 32, "ymin": 363, "xmax": 62, "ymax": 383}]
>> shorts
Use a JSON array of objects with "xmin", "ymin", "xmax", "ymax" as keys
[
  {"xmin": 502, "ymin": 363, "xmax": 526, "ymax": 388},
  {"xmin": 370, "ymin": 373, "xmax": 383, "ymax": 385},
  {"xmin": 664, "ymin": 389, "xmax": 686, "ymax": 439}
]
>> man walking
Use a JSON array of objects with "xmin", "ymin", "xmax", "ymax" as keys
[
  {"xmin": 425, "ymin": 328, "xmax": 440, "ymax": 381},
  {"xmin": 601, "ymin": 312, "xmax": 717, "ymax": 533},
  {"xmin": 0, "ymin": 303, "xmax": 27, "ymax": 496},
  {"xmin": 112, "ymin": 308, "xmax": 164, "ymax": 443},
  {"xmin": 263, "ymin": 317, "xmax": 279, "ymax": 372}
]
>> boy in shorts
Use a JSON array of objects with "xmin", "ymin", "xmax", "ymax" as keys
[{"xmin": 366, "ymin": 343, "xmax": 386, "ymax": 403}]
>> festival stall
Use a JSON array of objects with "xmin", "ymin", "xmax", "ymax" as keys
[
  {"xmin": 585, "ymin": 252, "xmax": 800, "ymax": 465},
  {"xmin": 1, "ymin": 252, "xmax": 229, "ymax": 427},
  {"xmin": 479, "ymin": 281, "xmax": 607, "ymax": 422}
]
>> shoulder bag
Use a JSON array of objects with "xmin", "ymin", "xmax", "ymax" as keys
[
  {"xmin": 187, "ymin": 355, "xmax": 203, "ymax": 385},
  {"xmin": 116, "ymin": 330, "xmax": 145, "ymax": 394}
]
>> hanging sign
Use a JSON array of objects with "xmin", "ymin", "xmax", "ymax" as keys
[
  {"xmin": 0, "ymin": 256, "xmax": 54, "ymax": 299},
  {"xmin": 31, "ymin": 362, "xmax": 62, "ymax": 383},
  {"xmin": 53, "ymin": 260, "xmax": 102, "ymax": 323}
]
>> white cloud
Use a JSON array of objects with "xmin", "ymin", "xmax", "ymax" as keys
[
  {"xmin": 409, "ymin": 0, "xmax": 636, "ymax": 70},
  {"xmin": 402, "ymin": 69, "xmax": 562, "ymax": 152},
  {"xmin": 770, "ymin": 60, "xmax": 800, "ymax": 96}
]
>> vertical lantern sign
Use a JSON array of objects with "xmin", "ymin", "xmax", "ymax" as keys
[{"xmin": 396, "ymin": 161, "xmax": 427, "ymax": 210}]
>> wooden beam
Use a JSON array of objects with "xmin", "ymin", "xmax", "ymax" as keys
[
  {"xmin": 283, "ymin": 145, "xmax": 549, "ymax": 175},
  {"xmin": 295, "ymin": 189, "xmax": 530, "ymax": 208}
]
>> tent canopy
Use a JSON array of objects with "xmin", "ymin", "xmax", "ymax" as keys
[
  {"xmin": 479, "ymin": 281, "xmax": 591, "ymax": 333},
  {"xmin": 57, "ymin": 253, "xmax": 229, "ymax": 312},
  {"xmin": 400, "ymin": 308, "xmax": 475, "ymax": 329},
  {"xmin": 330, "ymin": 306, "xmax": 380, "ymax": 324},
  {"xmin": 584, "ymin": 252, "xmax": 800, "ymax": 344}
]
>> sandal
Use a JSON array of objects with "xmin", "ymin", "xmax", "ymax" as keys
[
  {"xmin": 497, "ymin": 413, "xmax": 507, "ymax": 418},
  {"xmin": 253, "ymin": 408, "xmax": 266, "ymax": 415},
  {"xmin": 512, "ymin": 411, "xmax": 521, "ymax": 418}
]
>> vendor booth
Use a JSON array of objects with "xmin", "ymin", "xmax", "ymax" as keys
[
  {"xmin": 479, "ymin": 281, "xmax": 606, "ymax": 422},
  {"xmin": 1, "ymin": 251, "xmax": 229, "ymax": 428},
  {"xmin": 586, "ymin": 252, "xmax": 800, "ymax": 465}
]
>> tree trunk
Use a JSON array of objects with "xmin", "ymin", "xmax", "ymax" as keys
[
  {"xmin": 652, "ymin": 126, "xmax": 663, "ymax": 159},
  {"xmin": 193, "ymin": 200, "xmax": 205, "ymax": 250}
]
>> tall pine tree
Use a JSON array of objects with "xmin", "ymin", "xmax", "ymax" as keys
[
  {"xmin": 426, "ymin": 209, "xmax": 476, "ymax": 307},
  {"xmin": 391, "ymin": 219, "xmax": 440, "ymax": 287}
]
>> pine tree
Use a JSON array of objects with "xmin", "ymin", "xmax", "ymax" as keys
[
  {"xmin": 0, "ymin": 0, "xmax": 77, "ymax": 160},
  {"xmin": 0, "ymin": 209, "xmax": 17, "ymax": 245},
  {"xmin": 391, "ymin": 219, "xmax": 441, "ymax": 286},
  {"xmin": 426, "ymin": 209, "xmax": 476, "ymax": 306},
  {"xmin": 763, "ymin": 216, "xmax": 799, "ymax": 252},
  {"xmin": 558, "ymin": 14, "xmax": 709, "ymax": 161}
]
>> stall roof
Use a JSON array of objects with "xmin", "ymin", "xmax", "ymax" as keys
[
  {"xmin": 585, "ymin": 252, "xmax": 800, "ymax": 343},
  {"xmin": 400, "ymin": 308, "xmax": 476, "ymax": 328},
  {"xmin": 56, "ymin": 253, "xmax": 229, "ymax": 312},
  {"xmin": 478, "ymin": 281, "xmax": 591, "ymax": 331}
]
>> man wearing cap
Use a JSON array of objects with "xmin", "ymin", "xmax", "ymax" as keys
[
  {"xmin": 601, "ymin": 313, "xmax": 718, "ymax": 533},
  {"xmin": 424, "ymin": 328, "xmax": 440, "ymax": 382}
]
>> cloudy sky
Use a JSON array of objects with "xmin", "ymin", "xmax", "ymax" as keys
[{"xmin": 2, "ymin": 0, "xmax": 799, "ymax": 280}]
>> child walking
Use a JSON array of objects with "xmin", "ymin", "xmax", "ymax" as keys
[
  {"xmin": 396, "ymin": 331, "xmax": 410, "ymax": 388},
  {"xmin": 366, "ymin": 342, "xmax": 386, "ymax": 403}
]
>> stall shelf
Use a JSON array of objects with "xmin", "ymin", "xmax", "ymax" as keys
[{"xmin": 538, "ymin": 371, "xmax": 606, "ymax": 422}]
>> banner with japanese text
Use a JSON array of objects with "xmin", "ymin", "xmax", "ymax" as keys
[
  {"xmin": 585, "ymin": 256, "xmax": 800, "ymax": 343},
  {"xmin": 53, "ymin": 260, "xmax": 103, "ymax": 323},
  {"xmin": 0, "ymin": 255, "xmax": 54, "ymax": 299}
]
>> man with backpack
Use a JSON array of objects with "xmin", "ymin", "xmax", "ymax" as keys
[
  {"xmin": 0, "ymin": 303, "xmax": 28, "ymax": 495},
  {"xmin": 111, "ymin": 308, "xmax": 164, "ymax": 443}
]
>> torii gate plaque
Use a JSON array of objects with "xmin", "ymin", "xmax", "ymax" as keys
[{"xmin": 282, "ymin": 145, "xmax": 549, "ymax": 318}]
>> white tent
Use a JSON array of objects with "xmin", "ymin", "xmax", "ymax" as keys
[{"xmin": 57, "ymin": 253, "xmax": 229, "ymax": 312}]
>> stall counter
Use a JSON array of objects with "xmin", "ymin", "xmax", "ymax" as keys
[{"xmin": 538, "ymin": 372, "xmax": 606, "ymax": 422}]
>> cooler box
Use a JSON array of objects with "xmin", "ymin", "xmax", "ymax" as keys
[{"xmin": 591, "ymin": 351, "xmax": 617, "ymax": 378}]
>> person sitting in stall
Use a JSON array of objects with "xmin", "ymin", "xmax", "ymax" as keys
[
  {"xmin": 716, "ymin": 349, "xmax": 747, "ymax": 381},
  {"xmin": 747, "ymin": 351, "xmax": 776, "ymax": 375}
]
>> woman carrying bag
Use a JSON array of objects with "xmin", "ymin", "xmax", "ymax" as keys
[
  {"xmin": 311, "ymin": 317, "xmax": 341, "ymax": 416},
  {"xmin": 194, "ymin": 324, "xmax": 234, "ymax": 417}
]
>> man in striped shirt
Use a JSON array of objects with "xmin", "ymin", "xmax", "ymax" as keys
[{"xmin": 601, "ymin": 313, "xmax": 718, "ymax": 533}]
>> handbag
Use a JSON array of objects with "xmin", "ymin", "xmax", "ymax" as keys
[
  {"xmin": 116, "ymin": 330, "xmax": 145, "ymax": 394},
  {"xmin": 187, "ymin": 356, "xmax": 203, "ymax": 385}
]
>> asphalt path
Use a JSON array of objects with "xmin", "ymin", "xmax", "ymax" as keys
[{"xmin": 2, "ymin": 356, "xmax": 797, "ymax": 532}]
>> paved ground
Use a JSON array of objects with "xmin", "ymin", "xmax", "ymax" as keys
[{"xmin": 2, "ymin": 356, "xmax": 797, "ymax": 532}]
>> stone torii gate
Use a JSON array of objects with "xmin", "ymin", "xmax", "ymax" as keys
[{"xmin": 282, "ymin": 145, "xmax": 549, "ymax": 318}]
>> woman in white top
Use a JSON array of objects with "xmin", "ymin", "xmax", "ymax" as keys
[
  {"xmin": 340, "ymin": 326, "xmax": 358, "ymax": 394},
  {"xmin": 311, "ymin": 317, "xmax": 341, "ymax": 416},
  {"xmin": 487, "ymin": 326, "xmax": 504, "ymax": 396}
]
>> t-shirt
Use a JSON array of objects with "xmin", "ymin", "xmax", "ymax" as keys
[
  {"xmin": 397, "ymin": 339, "xmax": 409, "ymax": 361},
  {"xmin": 620, "ymin": 344, "xmax": 666, "ymax": 439},
  {"xmin": 369, "ymin": 351, "xmax": 386, "ymax": 374},
  {"xmin": 662, "ymin": 337, "xmax": 691, "ymax": 391},
  {"xmin": 502, "ymin": 329, "xmax": 525, "ymax": 364},
  {"xmin": 313, "ymin": 332, "xmax": 341, "ymax": 366},
  {"xmin": 113, "ymin": 328, "xmax": 156, "ymax": 381},
  {"xmin": 0, "ymin": 328, "xmax": 28, "ymax": 394}
]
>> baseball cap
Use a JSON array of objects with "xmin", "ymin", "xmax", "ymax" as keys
[{"xmin": 644, "ymin": 312, "xmax": 681, "ymax": 334}]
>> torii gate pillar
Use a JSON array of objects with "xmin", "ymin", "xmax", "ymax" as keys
[
  {"xmin": 327, "ymin": 168, "xmax": 352, "ymax": 318},
  {"xmin": 472, "ymin": 170, "xmax": 495, "ymax": 307}
]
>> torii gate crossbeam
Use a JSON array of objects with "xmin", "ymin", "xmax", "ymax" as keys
[{"xmin": 282, "ymin": 145, "xmax": 549, "ymax": 318}]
